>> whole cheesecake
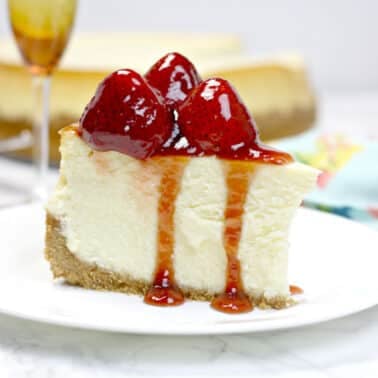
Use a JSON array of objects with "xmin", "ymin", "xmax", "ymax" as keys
[
  {"xmin": 45, "ymin": 53, "xmax": 318, "ymax": 313},
  {"xmin": 0, "ymin": 33, "xmax": 316, "ymax": 162}
]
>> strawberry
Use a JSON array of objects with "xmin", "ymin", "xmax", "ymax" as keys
[
  {"xmin": 177, "ymin": 78, "xmax": 258, "ymax": 156},
  {"xmin": 79, "ymin": 69, "xmax": 172, "ymax": 159},
  {"xmin": 145, "ymin": 52, "xmax": 201, "ymax": 109}
]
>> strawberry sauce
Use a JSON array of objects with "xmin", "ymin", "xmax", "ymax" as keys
[
  {"xmin": 144, "ymin": 158, "xmax": 188, "ymax": 306},
  {"xmin": 289, "ymin": 285, "xmax": 304, "ymax": 295},
  {"xmin": 211, "ymin": 161, "xmax": 256, "ymax": 314}
]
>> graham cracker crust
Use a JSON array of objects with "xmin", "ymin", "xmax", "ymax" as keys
[
  {"xmin": 45, "ymin": 213, "xmax": 291, "ymax": 309},
  {"xmin": 1, "ymin": 106, "xmax": 314, "ymax": 164}
]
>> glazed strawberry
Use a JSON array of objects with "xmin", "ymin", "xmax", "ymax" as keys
[
  {"xmin": 79, "ymin": 69, "xmax": 172, "ymax": 159},
  {"xmin": 145, "ymin": 52, "xmax": 201, "ymax": 109},
  {"xmin": 177, "ymin": 78, "xmax": 258, "ymax": 156}
]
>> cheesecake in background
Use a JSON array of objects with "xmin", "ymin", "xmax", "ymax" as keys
[{"xmin": 0, "ymin": 33, "xmax": 316, "ymax": 162}]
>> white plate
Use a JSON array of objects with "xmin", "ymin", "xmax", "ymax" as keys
[{"xmin": 1, "ymin": 203, "xmax": 378, "ymax": 335}]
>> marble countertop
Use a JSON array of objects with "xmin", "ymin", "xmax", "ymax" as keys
[
  {"xmin": 1, "ymin": 93, "xmax": 378, "ymax": 377},
  {"xmin": 0, "ymin": 307, "xmax": 377, "ymax": 378}
]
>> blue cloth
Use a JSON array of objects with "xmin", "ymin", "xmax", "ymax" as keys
[{"xmin": 275, "ymin": 131, "xmax": 378, "ymax": 228}]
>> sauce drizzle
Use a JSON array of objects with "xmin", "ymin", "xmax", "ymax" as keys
[
  {"xmin": 289, "ymin": 285, "xmax": 304, "ymax": 295},
  {"xmin": 144, "ymin": 158, "xmax": 188, "ymax": 306},
  {"xmin": 211, "ymin": 161, "xmax": 255, "ymax": 314}
]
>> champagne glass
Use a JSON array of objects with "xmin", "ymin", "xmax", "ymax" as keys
[{"xmin": 7, "ymin": 0, "xmax": 77, "ymax": 201}]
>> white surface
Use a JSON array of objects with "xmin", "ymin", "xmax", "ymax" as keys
[
  {"xmin": 0, "ymin": 203, "xmax": 377, "ymax": 335},
  {"xmin": 1, "ymin": 0, "xmax": 378, "ymax": 91},
  {"xmin": 0, "ymin": 307, "xmax": 377, "ymax": 378}
]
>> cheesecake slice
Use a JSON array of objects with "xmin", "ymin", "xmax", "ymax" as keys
[
  {"xmin": 0, "ymin": 33, "xmax": 315, "ymax": 162},
  {"xmin": 45, "ymin": 53, "xmax": 318, "ymax": 313}
]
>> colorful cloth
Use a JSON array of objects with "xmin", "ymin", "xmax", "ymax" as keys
[{"xmin": 275, "ymin": 131, "xmax": 378, "ymax": 228}]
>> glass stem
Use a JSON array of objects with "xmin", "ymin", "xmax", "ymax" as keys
[{"xmin": 31, "ymin": 73, "xmax": 51, "ymax": 202}]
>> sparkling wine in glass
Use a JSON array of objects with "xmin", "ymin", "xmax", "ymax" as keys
[{"xmin": 8, "ymin": 0, "xmax": 77, "ymax": 201}]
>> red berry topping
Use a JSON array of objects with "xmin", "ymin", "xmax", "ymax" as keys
[
  {"xmin": 145, "ymin": 52, "xmax": 201, "ymax": 108},
  {"xmin": 177, "ymin": 78, "xmax": 258, "ymax": 156},
  {"xmin": 79, "ymin": 69, "xmax": 172, "ymax": 159}
]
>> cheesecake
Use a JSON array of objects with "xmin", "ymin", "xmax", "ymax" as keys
[
  {"xmin": 0, "ymin": 33, "xmax": 316, "ymax": 162},
  {"xmin": 45, "ymin": 53, "xmax": 318, "ymax": 313}
]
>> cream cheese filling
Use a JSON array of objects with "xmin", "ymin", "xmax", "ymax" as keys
[{"xmin": 47, "ymin": 129, "xmax": 319, "ymax": 299}]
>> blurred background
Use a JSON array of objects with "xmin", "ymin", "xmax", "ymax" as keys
[{"xmin": 1, "ymin": 0, "xmax": 378, "ymax": 92}]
